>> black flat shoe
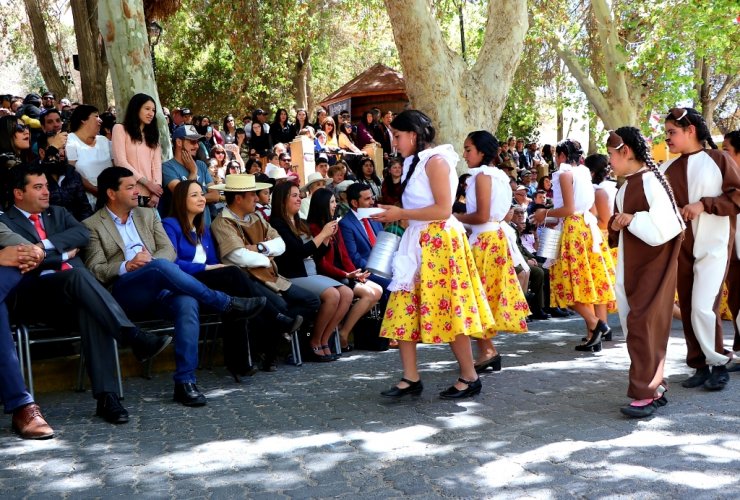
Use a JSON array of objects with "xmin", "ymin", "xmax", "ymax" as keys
[
  {"xmin": 529, "ymin": 312, "xmax": 551, "ymax": 321},
  {"xmin": 583, "ymin": 320, "xmax": 609, "ymax": 348},
  {"xmin": 475, "ymin": 354, "xmax": 502, "ymax": 373},
  {"xmin": 439, "ymin": 377, "xmax": 482, "ymax": 399},
  {"xmin": 228, "ymin": 364, "xmax": 258, "ymax": 383},
  {"xmin": 620, "ymin": 401, "xmax": 657, "ymax": 418},
  {"xmin": 174, "ymin": 383, "xmax": 207, "ymax": 407},
  {"xmin": 547, "ymin": 308, "xmax": 570, "ymax": 318},
  {"xmin": 341, "ymin": 344, "xmax": 354, "ymax": 353},
  {"xmin": 703, "ymin": 365, "xmax": 729, "ymax": 391},
  {"xmin": 96, "ymin": 392, "xmax": 129, "ymax": 424},
  {"xmin": 582, "ymin": 331, "xmax": 613, "ymax": 342},
  {"xmin": 381, "ymin": 377, "xmax": 423, "ymax": 397},
  {"xmin": 575, "ymin": 341, "xmax": 602, "ymax": 352},
  {"xmin": 681, "ymin": 366, "xmax": 711, "ymax": 388}
]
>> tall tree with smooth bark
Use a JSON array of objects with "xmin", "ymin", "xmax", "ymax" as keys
[{"xmin": 383, "ymin": 0, "xmax": 528, "ymax": 156}]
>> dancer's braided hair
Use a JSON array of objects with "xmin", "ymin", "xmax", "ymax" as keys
[
  {"xmin": 391, "ymin": 110, "xmax": 436, "ymax": 197},
  {"xmin": 614, "ymin": 126, "xmax": 683, "ymax": 227}
]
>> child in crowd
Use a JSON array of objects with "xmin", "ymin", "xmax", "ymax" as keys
[{"xmin": 606, "ymin": 128, "xmax": 684, "ymax": 418}]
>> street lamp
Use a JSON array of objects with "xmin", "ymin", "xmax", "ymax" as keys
[{"xmin": 147, "ymin": 21, "xmax": 163, "ymax": 76}]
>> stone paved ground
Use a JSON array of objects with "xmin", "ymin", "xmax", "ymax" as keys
[{"xmin": 1, "ymin": 315, "xmax": 738, "ymax": 499}]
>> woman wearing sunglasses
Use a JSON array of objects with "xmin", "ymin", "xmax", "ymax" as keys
[
  {"xmin": 661, "ymin": 107, "xmax": 740, "ymax": 391},
  {"xmin": 0, "ymin": 116, "xmax": 36, "ymax": 209}
]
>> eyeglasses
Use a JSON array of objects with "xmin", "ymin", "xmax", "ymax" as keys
[
  {"xmin": 214, "ymin": 151, "xmax": 225, "ymax": 155},
  {"xmin": 14, "ymin": 123, "xmax": 30, "ymax": 132},
  {"xmin": 42, "ymin": 96, "xmax": 54, "ymax": 100}
]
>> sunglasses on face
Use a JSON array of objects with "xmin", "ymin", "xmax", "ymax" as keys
[
  {"xmin": 14, "ymin": 123, "xmax": 30, "ymax": 132},
  {"xmin": 214, "ymin": 151, "xmax": 225, "ymax": 155}
]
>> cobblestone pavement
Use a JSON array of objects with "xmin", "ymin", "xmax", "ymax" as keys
[{"xmin": 2, "ymin": 315, "xmax": 738, "ymax": 499}]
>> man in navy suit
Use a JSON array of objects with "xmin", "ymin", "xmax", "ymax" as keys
[
  {"xmin": 0, "ymin": 165, "xmax": 171, "ymax": 424},
  {"xmin": 339, "ymin": 183, "xmax": 391, "ymax": 295}
]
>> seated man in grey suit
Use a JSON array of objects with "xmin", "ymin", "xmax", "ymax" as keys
[
  {"xmin": 0, "ymin": 165, "xmax": 172, "ymax": 425},
  {"xmin": 0, "ymin": 222, "xmax": 54, "ymax": 439},
  {"xmin": 82, "ymin": 167, "xmax": 265, "ymax": 407}
]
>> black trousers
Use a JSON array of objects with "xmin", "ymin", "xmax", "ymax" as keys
[
  {"xmin": 527, "ymin": 264, "xmax": 551, "ymax": 312},
  {"xmin": 14, "ymin": 268, "xmax": 132, "ymax": 398}
]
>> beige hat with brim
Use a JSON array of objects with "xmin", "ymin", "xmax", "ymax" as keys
[
  {"xmin": 301, "ymin": 172, "xmax": 328, "ymax": 191},
  {"xmin": 209, "ymin": 174, "xmax": 272, "ymax": 192}
]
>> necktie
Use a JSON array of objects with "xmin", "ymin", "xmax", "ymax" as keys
[
  {"xmin": 362, "ymin": 218, "xmax": 376, "ymax": 246},
  {"xmin": 29, "ymin": 213, "xmax": 72, "ymax": 271}
]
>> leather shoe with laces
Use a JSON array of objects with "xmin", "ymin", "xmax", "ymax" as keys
[
  {"xmin": 703, "ymin": 365, "xmax": 729, "ymax": 391},
  {"xmin": 131, "ymin": 330, "xmax": 172, "ymax": 363},
  {"xmin": 12, "ymin": 403, "xmax": 54, "ymax": 439},
  {"xmin": 96, "ymin": 392, "xmax": 129, "ymax": 424},
  {"xmin": 174, "ymin": 383, "xmax": 207, "ymax": 406},
  {"xmin": 681, "ymin": 366, "xmax": 711, "ymax": 388},
  {"xmin": 227, "ymin": 297, "xmax": 267, "ymax": 319}
]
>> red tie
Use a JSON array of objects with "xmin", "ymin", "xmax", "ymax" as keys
[
  {"xmin": 362, "ymin": 218, "xmax": 376, "ymax": 246},
  {"xmin": 29, "ymin": 213, "xmax": 72, "ymax": 271}
]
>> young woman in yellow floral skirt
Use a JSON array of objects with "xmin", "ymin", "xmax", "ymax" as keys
[
  {"xmin": 455, "ymin": 131, "xmax": 529, "ymax": 373},
  {"xmin": 372, "ymin": 110, "xmax": 495, "ymax": 399},
  {"xmin": 532, "ymin": 140, "xmax": 616, "ymax": 352}
]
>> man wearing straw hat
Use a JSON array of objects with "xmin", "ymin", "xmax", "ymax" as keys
[{"xmin": 210, "ymin": 175, "xmax": 321, "ymax": 342}]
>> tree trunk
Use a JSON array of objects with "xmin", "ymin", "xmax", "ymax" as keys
[
  {"xmin": 22, "ymin": 0, "xmax": 68, "ymax": 98},
  {"xmin": 98, "ymin": 0, "xmax": 172, "ymax": 160},
  {"xmin": 550, "ymin": 0, "xmax": 638, "ymax": 129},
  {"xmin": 71, "ymin": 0, "xmax": 109, "ymax": 111},
  {"xmin": 293, "ymin": 45, "xmax": 311, "ymax": 111},
  {"xmin": 556, "ymin": 106, "xmax": 563, "ymax": 142},
  {"xmin": 384, "ymin": 0, "xmax": 527, "ymax": 171},
  {"xmin": 587, "ymin": 105, "xmax": 598, "ymax": 155}
]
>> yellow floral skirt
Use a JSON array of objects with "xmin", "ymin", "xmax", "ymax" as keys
[
  {"xmin": 471, "ymin": 229, "xmax": 529, "ymax": 333},
  {"xmin": 550, "ymin": 215, "xmax": 616, "ymax": 308},
  {"xmin": 380, "ymin": 221, "xmax": 496, "ymax": 343}
]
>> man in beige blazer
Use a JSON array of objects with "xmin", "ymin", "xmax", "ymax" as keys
[{"xmin": 82, "ymin": 167, "xmax": 265, "ymax": 407}]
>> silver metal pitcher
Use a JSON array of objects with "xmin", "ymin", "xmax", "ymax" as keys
[
  {"xmin": 366, "ymin": 231, "xmax": 401, "ymax": 278},
  {"xmin": 537, "ymin": 226, "xmax": 563, "ymax": 260}
]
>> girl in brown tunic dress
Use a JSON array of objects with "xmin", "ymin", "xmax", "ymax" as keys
[{"xmin": 606, "ymin": 128, "xmax": 684, "ymax": 418}]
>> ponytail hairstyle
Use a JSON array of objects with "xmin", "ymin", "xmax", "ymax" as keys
[
  {"xmin": 611, "ymin": 127, "xmax": 683, "ymax": 228},
  {"xmin": 465, "ymin": 130, "xmax": 500, "ymax": 167},
  {"xmin": 390, "ymin": 109, "xmax": 436, "ymax": 195},
  {"xmin": 584, "ymin": 154, "xmax": 609, "ymax": 184},
  {"xmin": 665, "ymin": 107, "xmax": 717, "ymax": 149},
  {"xmin": 555, "ymin": 138, "xmax": 582, "ymax": 165}
]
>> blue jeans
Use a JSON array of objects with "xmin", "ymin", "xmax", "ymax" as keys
[
  {"xmin": 112, "ymin": 260, "xmax": 232, "ymax": 383},
  {"xmin": 0, "ymin": 266, "xmax": 33, "ymax": 413}
]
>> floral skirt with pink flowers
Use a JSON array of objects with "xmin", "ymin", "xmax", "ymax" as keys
[
  {"xmin": 471, "ymin": 228, "xmax": 529, "ymax": 334},
  {"xmin": 550, "ymin": 214, "xmax": 616, "ymax": 308},
  {"xmin": 380, "ymin": 221, "xmax": 496, "ymax": 344}
]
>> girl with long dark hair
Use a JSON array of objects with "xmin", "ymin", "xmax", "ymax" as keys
[
  {"xmin": 372, "ymin": 110, "xmax": 494, "ymax": 399},
  {"xmin": 455, "ymin": 130, "xmax": 530, "ymax": 373},
  {"xmin": 270, "ymin": 108, "xmax": 293, "ymax": 145},
  {"xmin": 661, "ymin": 108, "xmax": 740, "ymax": 390},
  {"xmin": 531, "ymin": 139, "xmax": 616, "ymax": 352},
  {"xmin": 356, "ymin": 157, "xmax": 382, "ymax": 202},
  {"xmin": 222, "ymin": 114, "xmax": 237, "ymax": 144},
  {"xmin": 111, "ymin": 93, "xmax": 163, "ymax": 208},
  {"xmin": 269, "ymin": 181, "xmax": 353, "ymax": 361},
  {"xmin": 606, "ymin": 127, "xmax": 684, "ymax": 417},
  {"xmin": 307, "ymin": 188, "xmax": 383, "ymax": 351}
]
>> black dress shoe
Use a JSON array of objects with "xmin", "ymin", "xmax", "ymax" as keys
[
  {"xmin": 276, "ymin": 313, "xmax": 303, "ymax": 335},
  {"xmin": 704, "ymin": 365, "xmax": 729, "ymax": 391},
  {"xmin": 620, "ymin": 401, "xmax": 657, "ymax": 418},
  {"xmin": 227, "ymin": 297, "xmax": 267, "ymax": 319},
  {"xmin": 529, "ymin": 312, "xmax": 551, "ymax": 321},
  {"xmin": 727, "ymin": 362, "xmax": 740, "ymax": 373},
  {"xmin": 475, "ymin": 354, "xmax": 502, "ymax": 373},
  {"xmin": 575, "ymin": 341, "xmax": 602, "ymax": 352},
  {"xmin": 96, "ymin": 392, "xmax": 129, "ymax": 424},
  {"xmin": 681, "ymin": 366, "xmax": 711, "ymax": 388},
  {"xmin": 131, "ymin": 331, "xmax": 172, "ymax": 363},
  {"xmin": 174, "ymin": 383, "xmax": 207, "ymax": 407},
  {"xmin": 547, "ymin": 307, "xmax": 570, "ymax": 318},
  {"xmin": 439, "ymin": 377, "xmax": 482, "ymax": 399},
  {"xmin": 380, "ymin": 378, "xmax": 423, "ymax": 397}
]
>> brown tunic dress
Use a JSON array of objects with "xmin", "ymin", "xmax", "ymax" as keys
[{"xmin": 609, "ymin": 170, "xmax": 683, "ymax": 399}]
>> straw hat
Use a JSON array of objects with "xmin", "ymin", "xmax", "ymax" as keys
[
  {"xmin": 301, "ymin": 172, "xmax": 328, "ymax": 191},
  {"xmin": 209, "ymin": 174, "xmax": 272, "ymax": 192},
  {"xmin": 268, "ymin": 167, "xmax": 288, "ymax": 180}
]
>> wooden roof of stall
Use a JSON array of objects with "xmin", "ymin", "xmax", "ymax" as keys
[{"xmin": 320, "ymin": 63, "xmax": 408, "ymax": 107}]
